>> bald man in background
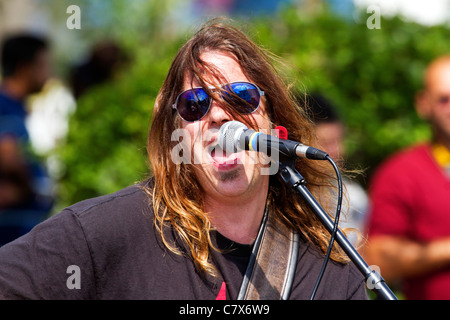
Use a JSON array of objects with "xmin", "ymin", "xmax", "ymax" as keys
[{"xmin": 364, "ymin": 56, "xmax": 450, "ymax": 300}]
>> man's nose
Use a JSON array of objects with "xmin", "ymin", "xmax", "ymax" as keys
[{"xmin": 206, "ymin": 99, "xmax": 231, "ymax": 127}]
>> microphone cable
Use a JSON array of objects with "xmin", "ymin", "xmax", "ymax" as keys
[{"xmin": 309, "ymin": 155, "xmax": 343, "ymax": 300}]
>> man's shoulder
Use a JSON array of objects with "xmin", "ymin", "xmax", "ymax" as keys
[
  {"xmin": 66, "ymin": 178, "xmax": 154, "ymax": 218},
  {"xmin": 382, "ymin": 144, "xmax": 429, "ymax": 168},
  {"xmin": 67, "ymin": 183, "xmax": 146, "ymax": 215},
  {"xmin": 373, "ymin": 143, "xmax": 431, "ymax": 180},
  {"xmin": 62, "ymin": 179, "xmax": 156, "ymax": 242},
  {"xmin": 0, "ymin": 92, "xmax": 25, "ymax": 115}
]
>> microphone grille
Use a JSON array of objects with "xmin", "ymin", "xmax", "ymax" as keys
[{"xmin": 218, "ymin": 121, "xmax": 247, "ymax": 152}]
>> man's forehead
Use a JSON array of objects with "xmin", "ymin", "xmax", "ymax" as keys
[
  {"xmin": 182, "ymin": 51, "xmax": 245, "ymax": 90},
  {"xmin": 425, "ymin": 59, "xmax": 450, "ymax": 92}
]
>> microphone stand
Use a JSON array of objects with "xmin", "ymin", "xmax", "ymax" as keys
[{"xmin": 278, "ymin": 160, "xmax": 397, "ymax": 300}]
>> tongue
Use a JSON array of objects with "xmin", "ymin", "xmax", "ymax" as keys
[{"xmin": 211, "ymin": 147, "xmax": 237, "ymax": 164}]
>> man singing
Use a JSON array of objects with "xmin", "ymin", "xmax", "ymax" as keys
[{"xmin": 0, "ymin": 19, "xmax": 366, "ymax": 300}]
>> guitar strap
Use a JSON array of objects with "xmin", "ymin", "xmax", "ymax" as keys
[{"xmin": 237, "ymin": 208, "xmax": 299, "ymax": 300}]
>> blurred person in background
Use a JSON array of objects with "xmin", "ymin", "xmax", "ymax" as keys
[
  {"xmin": 306, "ymin": 93, "xmax": 369, "ymax": 243},
  {"xmin": 0, "ymin": 34, "xmax": 54, "ymax": 246},
  {"xmin": 69, "ymin": 40, "xmax": 128, "ymax": 99},
  {"xmin": 364, "ymin": 55, "xmax": 450, "ymax": 300}
]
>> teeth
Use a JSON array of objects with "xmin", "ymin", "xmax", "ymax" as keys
[
  {"xmin": 210, "ymin": 145, "xmax": 238, "ymax": 162},
  {"xmin": 208, "ymin": 143, "xmax": 219, "ymax": 156}
]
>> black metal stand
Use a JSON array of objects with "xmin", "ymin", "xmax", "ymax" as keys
[{"xmin": 278, "ymin": 162, "xmax": 398, "ymax": 300}]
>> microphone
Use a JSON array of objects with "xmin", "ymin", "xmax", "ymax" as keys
[{"xmin": 217, "ymin": 121, "xmax": 328, "ymax": 160}]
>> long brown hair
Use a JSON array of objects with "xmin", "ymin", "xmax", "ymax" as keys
[{"xmin": 146, "ymin": 18, "xmax": 348, "ymax": 277}]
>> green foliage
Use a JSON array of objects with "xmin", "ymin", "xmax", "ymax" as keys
[
  {"xmin": 55, "ymin": 6, "xmax": 450, "ymax": 208},
  {"xmin": 252, "ymin": 8, "xmax": 450, "ymax": 179},
  {"xmin": 56, "ymin": 38, "xmax": 183, "ymax": 208},
  {"xmin": 57, "ymin": 72, "xmax": 150, "ymax": 208}
]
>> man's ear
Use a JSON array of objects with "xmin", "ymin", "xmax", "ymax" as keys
[{"xmin": 415, "ymin": 89, "xmax": 431, "ymax": 121}]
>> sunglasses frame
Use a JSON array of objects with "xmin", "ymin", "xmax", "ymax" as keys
[{"xmin": 172, "ymin": 81, "xmax": 265, "ymax": 122}]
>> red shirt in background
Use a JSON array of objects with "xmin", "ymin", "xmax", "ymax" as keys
[{"xmin": 367, "ymin": 143, "xmax": 450, "ymax": 300}]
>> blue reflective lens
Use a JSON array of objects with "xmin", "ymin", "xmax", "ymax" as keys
[
  {"xmin": 174, "ymin": 82, "xmax": 263, "ymax": 122},
  {"xmin": 177, "ymin": 88, "xmax": 211, "ymax": 122}
]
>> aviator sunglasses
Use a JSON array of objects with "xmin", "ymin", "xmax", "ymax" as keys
[{"xmin": 172, "ymin": 81, "xmax": 265, "ymax": 122}]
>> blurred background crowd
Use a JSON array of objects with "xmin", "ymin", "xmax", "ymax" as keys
[{"xmin": 1, "ymin": 0, "xmax": 450, "ymax": 299}]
